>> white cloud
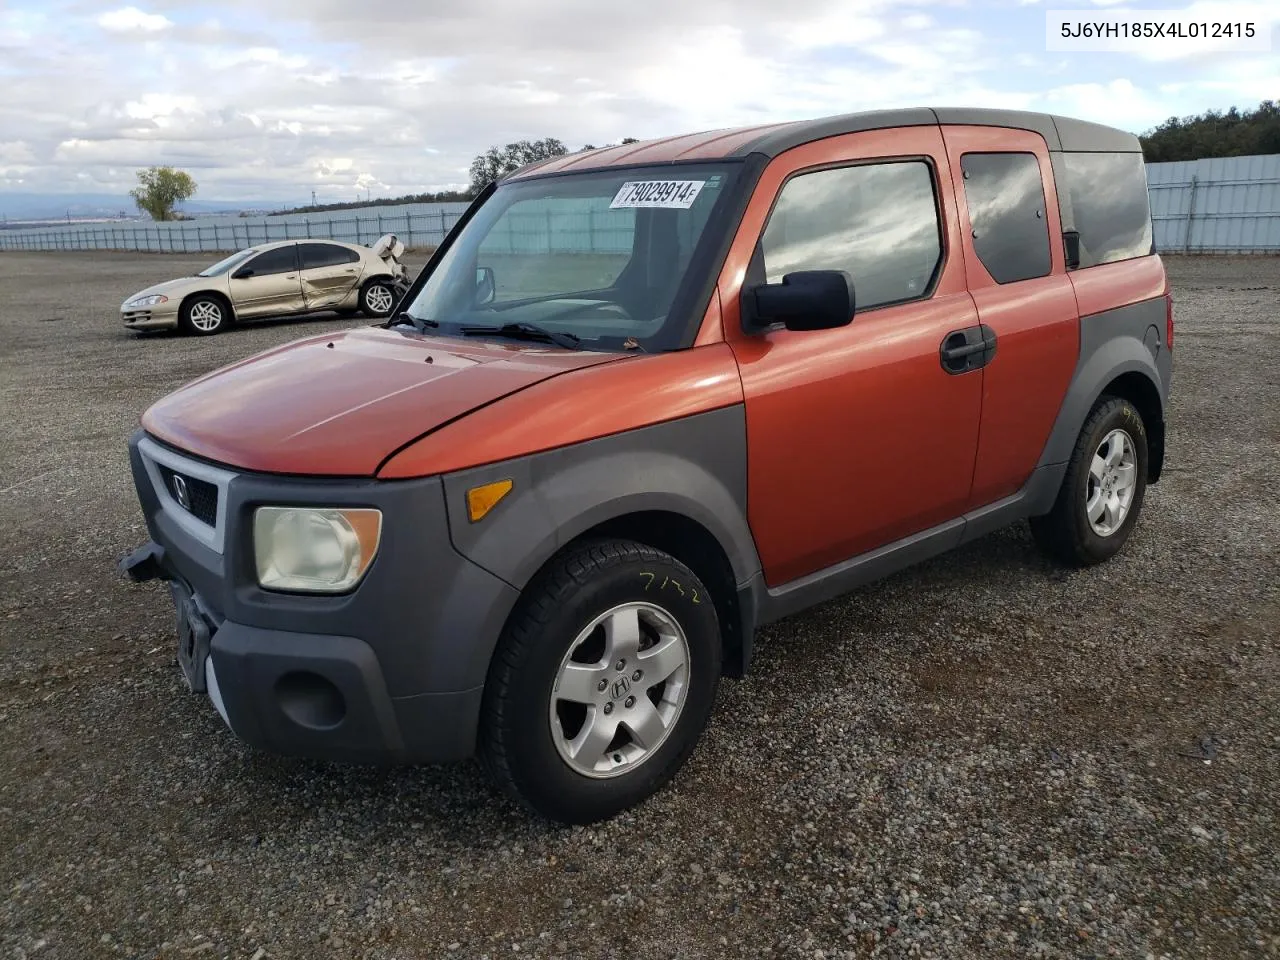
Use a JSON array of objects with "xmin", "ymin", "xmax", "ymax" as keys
[
  {"xmin": 0, "ymin": 0, "xmax": 1274, "ymax": 203},
  {"xmin": 95, "ymin": 6, "xmax": 173, "ymax": 33}
]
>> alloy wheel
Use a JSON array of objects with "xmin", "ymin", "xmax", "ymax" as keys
[
  {"xmin": 189, "ymin": 301, "xmax": 223, "ymax": 332},
  {"xmin": 548, "ymin": 601, "xmax": 691, "ymax": 779},
  {"xmin": 365, "ymin": 284, "xmax": 394, "ymax": 314},
  {"xmin": 1086, "ymin": 427, "xmax": 1137, "ymax": 536}
]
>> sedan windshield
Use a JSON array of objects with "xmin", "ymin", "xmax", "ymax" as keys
[
  {"xmin": 197, "ymin": 249, "xmax": 256, "ymax": 277},
  {"xmin": 399, "ymin": 162, "xmax": 740, "ymax": 351}
]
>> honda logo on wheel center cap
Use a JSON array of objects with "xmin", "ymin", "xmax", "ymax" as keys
[{"xmin": 610, "ymin": 676, "xmax": 631, "ymax": 701}]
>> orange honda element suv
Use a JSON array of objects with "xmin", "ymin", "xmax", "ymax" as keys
[{"xmin": 122, "ymin": 108, "xmax": 1172, "ymax": 824}]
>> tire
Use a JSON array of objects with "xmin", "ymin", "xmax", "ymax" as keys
[
  {"xmin": 1031, "ymin": 395, "xmax": 1149, "ymax": 566},
  {"xmin": 359, "ymin": 278, "xmax": 397, "ymax": 318},
  {"xmin": 479, "ymin": 539, "xmax": 722, "ymax": 825},
  {"xmin": 179, "ymin": 294, "xmax": 229, "ymax": 336}
]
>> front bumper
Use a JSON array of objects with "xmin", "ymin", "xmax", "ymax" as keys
[
  {"xmin": 122, "ymin": 305, "xmax": 180, "ymax": 331},
  {"xmin": 122, "ymin": 429, "xmax": 520, "ymax": 763}
]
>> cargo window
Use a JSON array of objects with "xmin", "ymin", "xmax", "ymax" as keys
[
  {"xmin": 960, "ymin": 152, "xmax": 1052, "ymax": 284},
  {"xmin": 760, "ymin": 160, "xmax": 942, "ymax": 311},
  {"xmin": 1057, "ymin": 152, "xmax": 1153, "ymax": 267}
]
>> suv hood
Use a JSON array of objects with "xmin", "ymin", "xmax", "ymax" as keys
[{"xmin": 142, "ymin": 326, "xmax": 626, "ymax": 476}]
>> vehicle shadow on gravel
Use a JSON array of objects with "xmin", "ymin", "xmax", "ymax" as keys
[{"xmin": 126, "ymin": 310, "xmax": 361, "ymax": 340}]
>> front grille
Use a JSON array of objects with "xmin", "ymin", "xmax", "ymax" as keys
[{"xmin": 157, "ymin": 465, "xmax": 218, "ymax": 527}]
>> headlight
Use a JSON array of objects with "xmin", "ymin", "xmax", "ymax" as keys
[
  {"xmin": 125, "ymin": 294, "xmax": 169, "ymax": 308},
  {"xmin": 253, "ymin": 507, "xmax": 382, "ymax": 593}
]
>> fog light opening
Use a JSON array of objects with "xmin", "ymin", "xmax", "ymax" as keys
[{"xmin": 275, "ymin": 671, "xmax": 346, "ymax": 730}]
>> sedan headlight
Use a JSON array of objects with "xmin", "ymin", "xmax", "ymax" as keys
[
  {"xmin": 125, "ymin": 294, "xmax": 169, "ymax": 308},
  {"xmin": 253, "ymin": 507, "xmax": 382, "ymax": 593}
]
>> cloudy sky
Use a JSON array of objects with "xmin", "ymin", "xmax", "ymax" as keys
[{"xmin": 0, "ymin": 0, "xmax": 1276, "ymax": 203}]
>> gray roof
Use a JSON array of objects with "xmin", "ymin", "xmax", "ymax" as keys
[{"xmin": 734, "ymin": 107, "xmax": 1142, "ymax": 158}]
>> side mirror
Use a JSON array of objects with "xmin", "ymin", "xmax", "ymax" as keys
[
  {"xmin": 746, "ymin": 270, "xmax": 853, "ymax": 332},
  {"xmin": 232, "ymin": 266, "xmax": 255, "ymax": 280},
  {"xmin": 475, "ymin": 265, "xmax": 496, "ymax": 305}
]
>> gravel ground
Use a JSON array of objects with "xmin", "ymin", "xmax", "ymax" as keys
[{"xmin": 0, "ymin": 251, "xmax": 1277, "ymax": 960}]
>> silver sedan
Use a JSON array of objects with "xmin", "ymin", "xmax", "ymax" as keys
[{"xmin": 120, "ymin": 236, "xmax": 410, "ymax": 336}]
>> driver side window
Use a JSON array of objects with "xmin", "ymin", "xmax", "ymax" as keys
[{"xmin": 760, "ymin": 160, "xmax": 943, "ymax": 311}]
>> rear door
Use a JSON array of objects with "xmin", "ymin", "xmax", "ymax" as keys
[
  {"xmin": 720, "ymin": 126, "xmax": 984, "ymax": 586},
  {"xmin": 298, "ymin": 242, "xmax": 363, "ymax": 309},
  {"xmin": 939, "ymin": 126, "xmax": 1081, "ymax": 509},
  {"xmin": 228, "ymin": 244, "xmax": 303, "ymax": 317}
]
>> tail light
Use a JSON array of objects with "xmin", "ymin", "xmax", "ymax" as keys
[{"xmin": 1165, "ymin": 292, "xmax": 1174, "ymax": 349}]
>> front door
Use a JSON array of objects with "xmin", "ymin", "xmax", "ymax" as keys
[
  {"xmin": 298, "ymin": 242, "xmax": 362, "ymax": 310},
  {"xmin": 228, "ymin": 244, "xmax": 303, "ymax": 317},
  {"xmin": 939, "ymin": 126, "xmax": 1081, "ymax": 508},
  {"xmin": 721, "ymin": 127, "xmax": 984, "ymax": 586}
]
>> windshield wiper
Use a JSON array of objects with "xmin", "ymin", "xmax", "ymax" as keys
[
  {"xmin": 391, "ymin": 311, "xmax": 438, "ymax": 333},
  {"xmin": 460, "ymin": 321, "xmax": 582, "ymax": 350}
]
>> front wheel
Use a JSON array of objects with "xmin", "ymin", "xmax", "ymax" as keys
[
  {"xmin": 179, "ymin": 295, "xmax": 229, "ymax": 336},
  {"xmin": 479, "ymin": 540, "xmax": 722, "ymax": 824},
  {"xmin": 359, "ymin": 278, "xmax": 397, "ymax": 318},
  {"xmin": 1031, "ymin": 395, "xmax": 1149, "ymax": 566}
]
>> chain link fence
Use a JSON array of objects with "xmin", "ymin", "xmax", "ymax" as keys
[{"xmin": 0, "ymin": 204, "xmax": 470, "ymax": 253}]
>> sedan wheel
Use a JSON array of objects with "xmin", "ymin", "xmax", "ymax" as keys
[
  {"xmin": 179, "ymin": 296, "xmax": 228, "ymax": 336},
  {"xmin": 360, "ymin": 280, "xmax": 396, "ymax": 318}
]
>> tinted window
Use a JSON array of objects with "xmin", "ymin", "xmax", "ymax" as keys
[
  {"xmin": 1059, "ymin": 152, "xmax": 1153, "ymax": 267},
  {"xmin": 245, "ymin": 245, "xmax": 297, "ymax": 275},
  {"xmin": 960, "ymin": 153, "xmax": 1051, "ymax": 284},
  {"xmin": 760, "ymin": 161, "xmax": 942, "ymax": 311},
  {"xmin": 300, "ymin": 242, "xmax": 360, "ymax": 269}
]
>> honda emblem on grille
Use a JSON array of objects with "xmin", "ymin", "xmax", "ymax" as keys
[{"xmin": 172, "ymin": 474, "xmax": 191, "ymax": 511}]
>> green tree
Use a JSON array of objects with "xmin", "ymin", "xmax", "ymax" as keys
[
  {"xmin": 1139, "ymin": 100, "xmax": 1280, "ymax": 162},
  {"xmin": 469, "ymin": 138, "xmax": 569, "ymax": 192},
  {"xmin": 129, "ymin": 166, "xmax": 198, "ymax": 221}
]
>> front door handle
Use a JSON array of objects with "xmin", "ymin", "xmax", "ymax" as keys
[{"xmin": 940, "ymin": 325, "xmax": 997, "ymax": 374}]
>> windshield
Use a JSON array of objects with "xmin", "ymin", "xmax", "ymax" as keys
[
  {"xmin": 400, "ymin": 162, "xmax": 740, "ymax": 351},
  {"xmin": 198, "ymin": 248, "xmax": 257, "ymax": 277}
]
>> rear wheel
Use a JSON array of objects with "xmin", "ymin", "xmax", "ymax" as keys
[
  {"xmin": 359, "ymin": 278, "xmax": 397, "ymax": 318},
  {"xmin": 1031, "ymin": 395, "xmax": 1148, "ymax": 566},
  {"xmin": 179, "ymin": 295, "xmax": 229, "ymax": 336},
  {"xmin": 479, "ymin": 539, "xmax": 721, "ymax": 824}
]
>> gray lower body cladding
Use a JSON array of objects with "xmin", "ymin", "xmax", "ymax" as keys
[{"xmin": 125, "ymin": 429, "xmax": 519, "ymax": 763}]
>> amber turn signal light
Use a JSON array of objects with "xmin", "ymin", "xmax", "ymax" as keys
[{"xmin": 466, "ymin": 479, "xmax": 513, "ymax": 522}]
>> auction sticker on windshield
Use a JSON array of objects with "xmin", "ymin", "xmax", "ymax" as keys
[{"xmin": 610, "ymin": 180, "xmax": 706, "ymax": 209}]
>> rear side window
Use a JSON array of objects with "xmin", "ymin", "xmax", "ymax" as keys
[
  {"xmin": 245, "ymin": 245, "xmax": 297, "ymax": 275},
  {"xmin": 760, "ymin": 160, "xmax": 942, "ymax": 311},
  {"xmin": 299, "ymin": 242, "xmax": 360, "ymax": 269},
  {"xmin": 1057, "ymin": 152, "xmax": 1153, "ymax": 267},
  {"xmin": 960, "ymin": 153, "xmax": 1051, "ymax": 284}
]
